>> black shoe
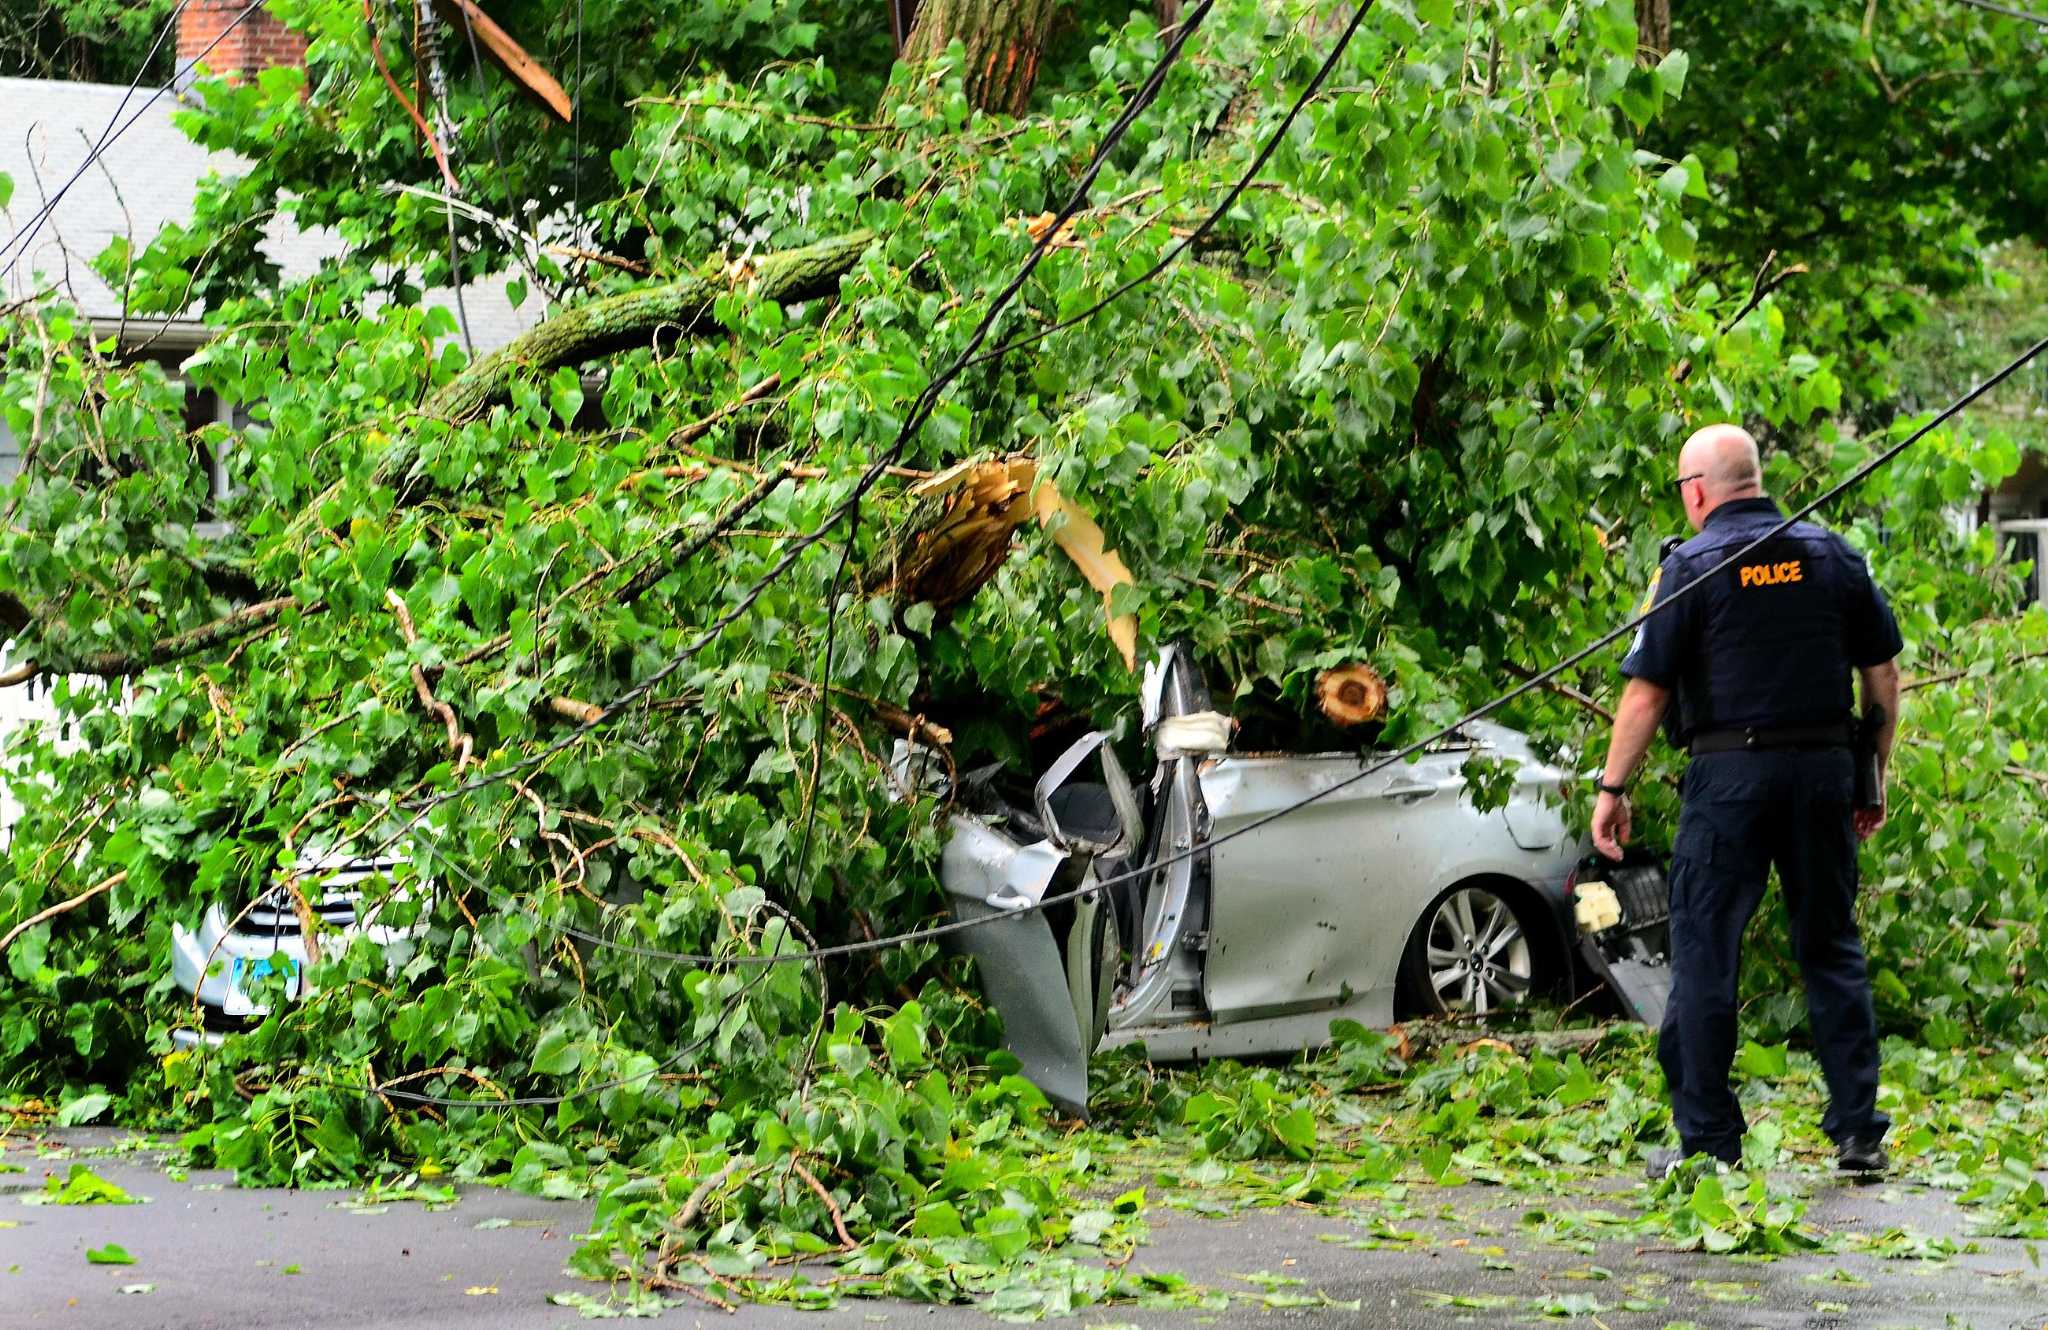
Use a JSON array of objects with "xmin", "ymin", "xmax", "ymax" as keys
[
  {"xmin": 1646, "ymin": 1147, "xmax": 1739, "ymax": 1180},
  {"xmin": 1837, "ymin": 1136, "xmax": 1888, "ymax": 1174}
]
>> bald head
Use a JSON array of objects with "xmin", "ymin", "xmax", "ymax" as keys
[
  {"xmin": 1680, "ymin": 425, "xmax": 1763, "ymax": 496},
  {"xmin": 1674, "ymin": 424, "xmax": 1764, "ymax": 530}
]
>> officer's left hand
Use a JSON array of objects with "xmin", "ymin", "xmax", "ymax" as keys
[
  {"xmin": 1592, "ymin": 790, "xmax": 1631, "ymax": 861},
  {"xmin": 1853, "ymin": 792, "xmax": 1886, "ymax": 842}
]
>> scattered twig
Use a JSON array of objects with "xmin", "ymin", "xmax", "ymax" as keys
[
  {"xmin": 544, "ymin": 243, "xmax": 648, "ymax": 274},
  {"xmin": 672, "ymin": 1157, "xmax": 749, "ymax": 1232},
  {"xmin": 1904, "ymin": 649, "xmax": 2048, "ymax": 693},
  {"xmin": 1673, "ymin": 250, "xmax": 1807, "ymax": 383},
  {"xmin": 545, "ymin": 696, "xmax": 605, "ymax": 725},
  {"xmin": 383, "ymin": 590, "xmax": 475, "ymax": 771},
  {"xmin": 1187, "ymin": 574, "xmax": 1301, "ymax": 618},
  {"xmin": 1503, "ymin": 661, "xmax": 1615, "ymax": 723},
  {"xmin": 789, "ymin": 1155, "xmax": 856, "ymax": 1250}
]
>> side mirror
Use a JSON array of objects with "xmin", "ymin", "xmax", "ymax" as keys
[{"xmin": 1033, "ymin": 731, "xmax": 1141, "ymax": 857}]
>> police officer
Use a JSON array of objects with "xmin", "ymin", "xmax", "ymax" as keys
[{"xmin": 1591, "ymin": 424, "xmax": 1901, "ymax": 1179}]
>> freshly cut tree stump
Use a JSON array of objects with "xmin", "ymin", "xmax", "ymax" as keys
[{"xmin": 1316, "ymin": 663, "xmax": 1387, "ymax": 727}]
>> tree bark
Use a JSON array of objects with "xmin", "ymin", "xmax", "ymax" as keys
[
  {"xmin": 900, "ymin": 0, "xmax": 1060, "ymax": 116},
  {"xmin": 1, "ymin": 596, "xmax": 307, "ymax": 685},
  {"xmin": 423, "ymin": 230, "xmax": 874, "ymax": 420},
  {"xmin": 1635, "ymin": 0, "xmax": 1670, "ymax": 62}
]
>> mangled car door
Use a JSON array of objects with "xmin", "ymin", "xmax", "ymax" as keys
[{"xmin": 939, "ymin": 731, "xmax": 1139, "ymax": 1118}]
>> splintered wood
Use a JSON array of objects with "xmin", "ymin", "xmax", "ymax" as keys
[{"xmin": 891, "ymin": 456, "xmax": 1137, "ymax": 670}]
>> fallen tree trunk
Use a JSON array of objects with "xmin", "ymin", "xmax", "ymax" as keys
[{"xmin": 424, "ymin": 231, "xmax": 874, "ymax": 420}]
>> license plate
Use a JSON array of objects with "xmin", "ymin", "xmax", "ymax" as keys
[{"xmin": 225, "ymin": 953, "xmax": 299, "ymax": 1014}]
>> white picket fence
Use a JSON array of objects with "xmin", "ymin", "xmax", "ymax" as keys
[{"xmin": 0, "ymin": 641, "xmax": 96, "ymax": 849}]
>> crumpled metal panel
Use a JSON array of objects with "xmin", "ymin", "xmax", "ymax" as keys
[{"xmin": 936, "ymin": 815, "xmax": 1092, "ymax": 1117}]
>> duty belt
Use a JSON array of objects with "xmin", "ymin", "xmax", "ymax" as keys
[{"xmin": 1689, "ymin": 721, "xmax": 1855, "ymax": 756}]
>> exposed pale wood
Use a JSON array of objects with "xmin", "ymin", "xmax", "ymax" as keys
[
  {"xmin": 890, "ymin": 457, "xmax": 1138, "ymax": 670},
  {"xmin": 430, "ymin": 0, "xmax": 573, "ymax": 122},
  {"xmin": 1033, "ymin": 480, "xmax": 1138, "ymax": 671},
  {"xmin": 1317, "ymin": 663, "xmax": 1388, "ymax": 727}
]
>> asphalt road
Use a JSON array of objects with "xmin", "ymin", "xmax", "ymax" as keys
[{"xmin": 7, "ymin": 1129, "xmax": 2048, "ymax": 1329}]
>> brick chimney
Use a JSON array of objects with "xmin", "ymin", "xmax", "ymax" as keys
[{"xmin": 176, "ymin": 0, "xmax": 307, "ymax": 83}]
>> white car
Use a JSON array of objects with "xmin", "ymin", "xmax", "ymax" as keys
[{"xmin": 169, "ymin": 849, "xmax": 423, "ymax": 1046}]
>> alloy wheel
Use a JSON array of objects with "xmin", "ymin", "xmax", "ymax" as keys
[{"xmin": 1422, "ymin": 886, "xmax": 1534, "ymax": 1015}]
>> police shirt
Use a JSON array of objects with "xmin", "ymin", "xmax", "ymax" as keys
[{"xmin": 1620, "ymin": 497, "xmax": 1903, "ymax": 742}]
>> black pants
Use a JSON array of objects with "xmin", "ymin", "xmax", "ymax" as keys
[{"xmin": 1658, "ymin": 748, "xmax": 1888, "ymax": 1160}]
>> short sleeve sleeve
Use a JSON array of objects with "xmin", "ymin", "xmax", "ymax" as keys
[
  {"xmin": 1839, "ymin": 544, "xmax": 1904, "ymax": 668},
  {"xmin": 1620, "ymin": 553, "xmax": 1693, "ymax": 685}
]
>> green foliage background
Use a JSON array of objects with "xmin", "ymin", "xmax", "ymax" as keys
[{"xmin": 3, "ymin": 0, "xmax": 2046, "ymax": 1305}]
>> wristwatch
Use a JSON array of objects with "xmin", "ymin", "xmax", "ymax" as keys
[{"xmin": 1593, "ymin": 778, "xmax": 1629, "ymax": 797}]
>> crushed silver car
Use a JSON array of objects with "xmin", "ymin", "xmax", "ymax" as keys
[{"xmin": 920, "ymin": 644, "xmax": 1671, "ymax": 1116}]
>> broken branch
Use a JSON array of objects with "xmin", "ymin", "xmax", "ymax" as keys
[
  {"xmin": 0, "ymin": 596, "xmax": 308, "ymax": 687},
  {"xmin": 789, "ymin": 1156, "xmax": 856, "ymax": 1250},
  {"xmin": 0, "ymin": 871, "xmax": 127, "ymax": 956},
  {"xmin": 384, "ymin": 590, "xmax": 475, "ymax": 769},
  {"xmin": 421, "ymin": 232, "xmax": 871, "ymax": 421}
]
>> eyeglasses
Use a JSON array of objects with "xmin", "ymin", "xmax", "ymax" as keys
[{"xmin": 1675, "ymin": 472, "xmax": 1704, "ymax": 492}]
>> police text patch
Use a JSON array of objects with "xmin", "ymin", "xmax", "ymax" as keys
[{"xmin": 1738, "ymin": 560, "xmax": 1803, "ymax": 588}]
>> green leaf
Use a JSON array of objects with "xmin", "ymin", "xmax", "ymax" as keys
[
  {"xmin": 549, "ymin": 371, "xmax": 585, "ymax": 426},
  {"xmin": 1655, "ymin": 217, "xmax": 1697, "ymax": 263},
  {"xmin": 880, "ymin": 999, "xmax": 928, "ymax": 1068},
  {"xmin": 37, "ymin": 1165, "xmax": 135, "ymax": 1206},
  {"xmin": 86, "ymin": 1243, "xmax": 135, "ymax": 1265},
  {"xmin": 530, "ymin": 1027, "xmax": 584, "ymax": 1077},
  {"xmin": 1735, "ymin": 1041, "xmax": 1789, "ymax": 1078},
  {"xmin": 1270, "ymin": 1107, "xmax": 1317, "ymax": 1157},
  {"xmin": 55, "ymin": 1092, "xmax": 114, "ymax": 1127},
  {"xmin": 1654, "ymin": 48, "xmax": 1690, "ymax": 98}
]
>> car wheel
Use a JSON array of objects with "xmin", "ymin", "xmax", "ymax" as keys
[{"xmin": 1399, "ymin": 882, "xmax": 1541, "ymax": 1018}]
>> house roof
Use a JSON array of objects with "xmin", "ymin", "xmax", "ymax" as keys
[{"xmin": 0, "ymin": 75, "xmax": 536, "ymax": 353}]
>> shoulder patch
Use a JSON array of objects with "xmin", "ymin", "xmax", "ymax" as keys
[{"xmin": 1638, "ymin": 566, "xmax": 1664, "ymax": 614}]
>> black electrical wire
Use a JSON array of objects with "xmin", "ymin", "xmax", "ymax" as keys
[
  {"xmin": 1951, "ymin": 0, "xmax": 2048, "ymax": 25},
  {"xmin": 407, "ymin": 329, "xmax": 2048, "ymax": 970},
  {"xmin": 392, "ymin": 0, "xmax": 1226, "ymax": 819},
  {"xmin": 569, "ymin": 0, "xmax": 588, "ymax": 229},
  {"xmin": 789, "ymin": 500, "xmax": 859, "ymax": 897},
  {"xmin": 1, "ymin": 0, "xmax": 190, "ymax": 266},
  {"xmin": 959, "ymin": 0, "xmax": 1383, "ymax": 375},
  {"xmin": 1, "ymin": 0, "xmax": 269, "ymax": 283}
]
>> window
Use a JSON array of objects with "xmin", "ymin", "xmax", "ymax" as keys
[{"xmin": 1999, "ymin": 518, "xmax": 2048, "ymax": 609}]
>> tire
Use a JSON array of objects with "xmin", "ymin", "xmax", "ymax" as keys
[{"xmin": 1398, "ymin": 880, "xmax": 1545, "ymax": 1018}]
